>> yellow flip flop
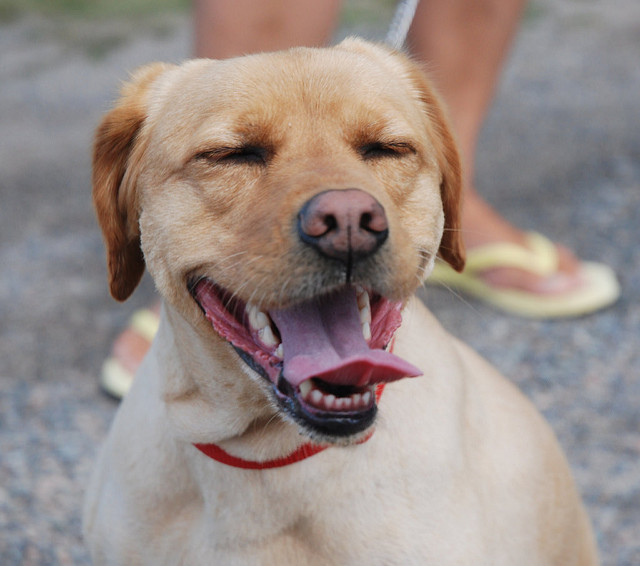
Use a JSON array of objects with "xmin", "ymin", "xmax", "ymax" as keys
[
  {"xmin": 428, "ymin": 232, "xmax": 620, "ymax": 319},
  {"xmin": 100, "ymin": 308, "xmax": 160, "ymax": 399}
]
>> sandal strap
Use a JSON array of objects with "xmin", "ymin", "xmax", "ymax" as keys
[
  {"xmin": 464, "ymin": 232, "xmax": 559, "ymax": 277},
  {"xmin": 129, "ymin": 308, "xmax": 160, "ymax": 342}
]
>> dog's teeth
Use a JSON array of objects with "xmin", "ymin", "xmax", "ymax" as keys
[
  {"xmin": 356, "ymin": 288, "xmax": 371, "ymax": 339},
  {"xmin": 356, "ymin": 287, "xmax": 370, "ymax": 309},
  {"xmin": 324, "ymin": 394, "xmax": 336, "ymax": 410},
  {"xmin": 299, "ymin": 382, "xmax": 376, "ymax": 412},
  {"xmin": 311, "ymin": 389, "xmax": 323, "ymax": 405},
  {"xmin": 247, "ymin": 304, "xmax": 282, "ymax": 353},
  {"xmin": 246, "ymin": 304, "xmax": 256, "ymax": 326},
  {"xmin": 299, "ymin": 380, "xmax": 312, "ymax": 399},
  {"xmin": 248, "ymin": 304, "xmax": 281, "ymax": 350},
  {"xmin": 256, "ymin": 312, "xmax": 269, "ymax": 329},
  {"xmin": 247, "ymin": 304, "xmax": 268, "ymax": 330},
  {"xmin": 334, "ymin": 397, "xmax": 347, "ymax": 411},
  {"xmin": 259, "ymin": 326, "xmax": 278, "ymax": 347}
]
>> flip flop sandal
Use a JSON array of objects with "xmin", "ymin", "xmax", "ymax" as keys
[
  {"xmin": 100, "ymin": 308, "xmax": 160, "ymax": 399},
  {"xmin": 428, "ymin": 232, "xmax": 620, "ymax": 319}
]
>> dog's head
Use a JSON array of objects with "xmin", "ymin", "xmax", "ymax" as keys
[{"xmin": 93, "ymin": 39, "xmax": 464, "ymax": 443}]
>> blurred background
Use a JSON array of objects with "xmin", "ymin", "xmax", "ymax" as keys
[{"xmin": 1, "ymin": 0, "xmax": 639, "ymax": 564}]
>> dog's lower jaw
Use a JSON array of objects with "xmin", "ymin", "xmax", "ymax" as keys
[
  {"xmin": 275, "ymin": 371, "xmax": 380, "ymax": 441},
  {"xmin": 234, "ymin": 345, "xmax": 379, "ymax": 443}
]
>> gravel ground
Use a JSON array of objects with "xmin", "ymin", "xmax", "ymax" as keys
[{"xmin": 1, "ymin": 1, "xmax": 639, "ymax": 564}]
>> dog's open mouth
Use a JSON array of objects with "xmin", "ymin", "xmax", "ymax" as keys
[{"xmin": 190, "ymin": 279, "xmax": 421, "ymax": 438}]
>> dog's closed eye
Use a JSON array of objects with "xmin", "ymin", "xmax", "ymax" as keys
[
  {"xmin": 196, "ymin": 146, "xmax": 269, "ymax": 166},
  {"xmin": 359, "ymin": 141, "xmax": 416, "ymax": 161}
]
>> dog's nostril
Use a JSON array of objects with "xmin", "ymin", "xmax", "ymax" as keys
[
  {"xmin": 298, "ymin": 189, "xmax": 388, "ymax": 264},
  {"xmin": 300, "ymin": 212, "xmax": 337, "ymax": 238},
  {"xmin": 322, "ymin": 214, "xmax": 338, "ymax": 235},
  {"xmin": 360, "ymin": 210, "xmax": 388, "ymax": 234},
  {"xmin": 360, "ymin": 213, "xmax": 372, "ymax": 230}
]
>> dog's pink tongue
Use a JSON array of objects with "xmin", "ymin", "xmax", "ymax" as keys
[{"xmin": 269, "ymin": 288, "xmax": 421, "ymax": 389}]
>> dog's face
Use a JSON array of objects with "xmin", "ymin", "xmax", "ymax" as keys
[{"xmin": 93, "ymin": 39, "xmax": 464, "ymax": 442}]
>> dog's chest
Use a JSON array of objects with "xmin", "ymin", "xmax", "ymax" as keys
[{"xmin": 175, "ymin": 449, "xmax": 497, "ymax": 565}]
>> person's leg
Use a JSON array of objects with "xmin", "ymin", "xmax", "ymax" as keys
[
  {"xmin": 194, "ymin": 0, "xmax": 341, "ymax": 59},
  {"xmin": 408, "ymin": 0, "xmax": 581, "ymax": 293}
]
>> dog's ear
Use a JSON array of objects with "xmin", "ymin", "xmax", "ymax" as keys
[
  {"xmin": 93, "ymin": 63, "xmax": 173, "ymax": 301},
  {"xmin": 402, "ymin": 64, "xmax": 466, "ymax": 272},
  {"xmin": 336, "ymin": 39, "xmax": 465, "ymax": 272}
]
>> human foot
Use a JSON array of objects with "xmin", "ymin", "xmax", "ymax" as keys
[
  {"xmin": 100, "ymin": 306, "xmax": 160, "ymax": 399},
  {"xmin": 427, "ymin": 193, "xmax": 620, "ymax": 318},
  {"xmin": 461, "ymin": 193, "xmax": 583, "ymax": 295}
]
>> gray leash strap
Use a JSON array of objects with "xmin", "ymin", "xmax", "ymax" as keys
[{"xmin": 385, "ymin": 0, "xmax": 420, "ymax": 50}]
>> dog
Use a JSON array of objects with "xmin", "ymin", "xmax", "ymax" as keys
[{"xmin": 84, "ymin": 39, "xmax": 598, "ymax": 565}]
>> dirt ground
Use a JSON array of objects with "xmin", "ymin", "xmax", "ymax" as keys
[{"xmin": 1, "ymin": 1, "xmax": 639, "ymax": 564}]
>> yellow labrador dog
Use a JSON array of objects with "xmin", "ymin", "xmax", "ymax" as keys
[{"xmin": 84, "ymin": 39, "xmax": 598, "ymax": 565}]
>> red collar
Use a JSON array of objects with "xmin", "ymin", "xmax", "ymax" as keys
[{"xmin": 194, "ymin": 383, "xmax": 385, "ymax": 470}]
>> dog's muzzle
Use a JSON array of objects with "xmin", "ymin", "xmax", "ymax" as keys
[{"xmin": 190, "ymin": 279, "xmax": 421, "ymax": 440}]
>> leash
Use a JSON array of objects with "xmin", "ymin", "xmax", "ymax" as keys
[{"xmin": 385, "ymin": 0, "xmax": 420, "ymax": 50}]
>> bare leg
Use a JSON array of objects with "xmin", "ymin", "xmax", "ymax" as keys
[
  {"xmin": 408, "ymin": 0, "xmax": 581, "ymax": 293},
  {"xmin": 194, "ymin": 0, "xmax": 341, "ymax": 58}
]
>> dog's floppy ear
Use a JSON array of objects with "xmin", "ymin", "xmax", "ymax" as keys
[
  {"xmin": 93, "ymin": 63, "xmax": 172, "ymax": 301},
  {"xmin": 403, "ymin": 64, "xmax": 466, "ymax": 272},
  {"xmin": 336, "ymin": 39, "xmax": 465, "ymax": 272}
]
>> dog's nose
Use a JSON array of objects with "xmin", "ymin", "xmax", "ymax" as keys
[{"xmin": 298, "ymin": 189, "xmax": 388, "ymax": 263}]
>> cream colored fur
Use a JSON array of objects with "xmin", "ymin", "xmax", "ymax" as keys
[{"xmin": 84, "ymin": 39, "xmax": 598, "ymax": 565}]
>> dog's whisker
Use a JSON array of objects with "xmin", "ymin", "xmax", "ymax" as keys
[
  {"xmin": 211, "ymin": 251, "xmax": 249, "ymax": 270},
  {"xmin": 426, "ymin": 276, "xmax": 487, "ymax": 321},
  {"xmin": 221, "ymin": 250, "xmax": 250, "ymax": 261},
  {"xmin": 238, "ymin": 251, "xmax": 295, "ymax": 309},
  {"xmin": 187, "ymin": 274, "xmax": 204, "ymax": 294},
  {"xmin": 259, "ymin": 412, "xmax": 282, "ymax": 437},
  {"xmin": 237, "ymin": 277, "xmax": 269, "ymax": 304},
  {"xmin": 211, "ymin": 252, "xmax": 254, "ymax": 275},
  {"xmin": 209, "ymin": 255, "xmax": 267, "ymax": 311},
  {"xmin": 275, "ymin": 275, "xmax": 295, "ymax": 306}
]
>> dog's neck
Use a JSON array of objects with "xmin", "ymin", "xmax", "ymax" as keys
[{"xmin": 193, "ymin": 384, "xmax": 385, "ymax": 469}]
